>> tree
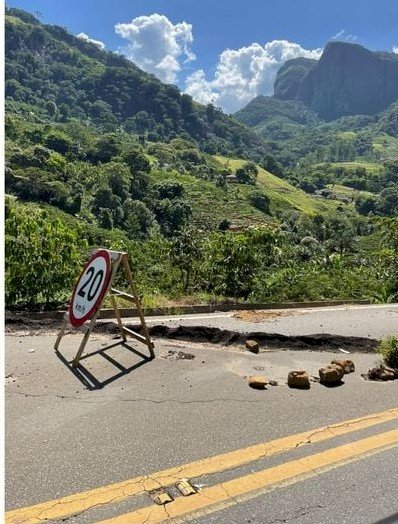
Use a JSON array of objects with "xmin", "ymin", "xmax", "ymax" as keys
[
  {"xmin": 206, "ymin": 104, "xmax": 216, "ymax": 124},
  {"xmin": 171, "ymin": 227, "xmax": 203, "ymax": 291},
  {"xmin": 203, "ymin": 228, "xmax": 277, "ymax": 298},
  {"xmin": 89, "ymin": 134, "xmax": 121, "ymax": 164},
  {"xmin": 262, "ymin": 155, "xmax": 284, "ymax": 177},
  {"xmin": 129, "ymin": 170, "xmax": 150, "ymax": 200},
  {"xmin": 377, "ymin": 186, "xmax": 398, "ymax": 216},
  {"xmin": 123, "ymin": 199, "xmax": 154, "ymax": 239},
  {"xmin": 324, "ymin": 213, "xmax": 355, "ymax": 254},
  {"xmin": 355, "ymin": 195, "xmax": 377, "ymax": 216},
  {"xmin": 154, "ymin": 199, "xmax": 192, "ymax": 237},
  {"xmin": 218, "ymin": 219, "xmax": 231, "ymax": 231},
  {"xmin": 91, "ymin": 187, "xmax": 122, "ymax": 224},
  {"xmin": 58, "ymin": 103, "xmax": 70, "ymax": 121},
  {"xmin": 105, "ymin": 163, "xmax": 131, "ymax": 201},
  {"xmin": 45, "ymin": 100, "xmax": 58, "ymax": 117},
  {"xmin": 98, "ymin": 208, "xmax": 113, "ymax": 229},
  {"xmin": 124, "ymin": 111, "xmax": 155, "ymax": 134},
  {"xmin": 156, "ymin": 181, "xmax": 184, "ymax": 199},
  {"xmin": 122, "ymin": 149, "xmax": 151, "ymax": 174},
  {"xmin": 5, "ymin": 203, "xmax": 86, "ymax": 308},
  {"xmin": 236, "ymin": 162, "xmax": 258, "ymax": 185},
  {"xmin": 45, "ymin": 132, "xmax": 73, "ymax": 155}
]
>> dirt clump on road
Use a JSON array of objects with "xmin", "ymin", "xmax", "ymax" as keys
[{"xmin": 161, "ymin": 350, "xmax": 195, "ymax": 361}]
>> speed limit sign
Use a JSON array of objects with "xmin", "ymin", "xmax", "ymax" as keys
[
  {"xmin": 56, "ymin": 249, "xmax": 154, "ymax": 367},
  {"xmin": 69, "ymin": 249, "xmax": 111, "ymax": 327}
]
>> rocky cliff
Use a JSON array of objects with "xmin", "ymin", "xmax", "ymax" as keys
[{"xmin": 287, "ymin": 42, "xmax": 398, "ymax": 120}]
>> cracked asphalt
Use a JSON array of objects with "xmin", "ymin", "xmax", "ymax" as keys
[
  {"xmin": 135, "ymin": 303, "xmax": 398, "ymax": 339},
  {"xmin": 5, "ymin": 324, "xmax": 398, "ymax": 523}
]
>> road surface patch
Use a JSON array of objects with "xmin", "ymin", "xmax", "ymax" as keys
[
  {"xmin": 96, "ymin": 429, "xmax": 398, "ymax": 524},
  {"xmin": 6, "ymin": 408, "xmax": 398, "ymax": 524}
]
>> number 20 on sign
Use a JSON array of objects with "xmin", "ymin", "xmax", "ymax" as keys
[{"xmin": 69, "ymin": 249, "xmax": 111, "ymax": 327}]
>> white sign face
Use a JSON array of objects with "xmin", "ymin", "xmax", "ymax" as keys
[{"xmin": 69, "ymin": 250, "xmax": 111, "ymax": 327}]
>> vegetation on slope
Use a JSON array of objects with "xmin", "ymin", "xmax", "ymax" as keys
[{"xmin": 4, "ymin": 8, "xmax": 398, "ymax": 310}]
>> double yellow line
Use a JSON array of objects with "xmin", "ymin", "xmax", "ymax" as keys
[{"xmin": 6, "ymin": 408, "xmax": 398, "ymax": 524}]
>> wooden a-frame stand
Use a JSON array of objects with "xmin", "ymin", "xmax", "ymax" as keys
[{"xmin": 54, "ymin": 251, "xmax": 154, "ymax": 368}]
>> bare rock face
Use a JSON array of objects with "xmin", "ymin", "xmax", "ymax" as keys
[
  {"xmin": 274, "ymin": 57, "xmax": 317, "ymax": 101},
  {"xmin": 287, "ymin": 371, "xmax": 310, "ymax": 389},
  {"xmin": 272, "ymin": 42, "xmax": 398, "ymax": 121},
  {"xmin": 319, "ymin": 364, "xmax": 344, "ymax": 385},
  {"xmin": 248, "ymin": 375, "xmax": 268, "ymax": 389},
  {"xmin": 246, "ymin": 339, "xmax": 259, "ymax": 353},
  {"xmin": 297, "ymin": 42, "xmax": 398, "ymax": 120},
  {"xmin": 331, "ymin": 359, "xmax": 355, "ymax": 374}
]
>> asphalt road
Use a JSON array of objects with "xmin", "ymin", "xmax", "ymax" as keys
[
  {"xmin": 5, "ymin": 322, "xmax": 398, "ymax": 524},
  {"xmin": 137, "ymin": 303, "xmax": 398, "ymax": 339}
]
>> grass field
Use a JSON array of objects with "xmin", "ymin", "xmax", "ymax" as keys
[
  {"xmin": 326, "ymin": 184, "xmax": 374, "ymax": 200},
  {"xmin": 314, "ymin": 161, "xmax": 383, "ymax": 174},
  {"xmin": 214, "ymin": 156, "xmax": 338, "ymax": 216}
]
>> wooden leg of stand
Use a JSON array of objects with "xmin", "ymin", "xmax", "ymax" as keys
[
  {"xmin": 54, "ymin": 319, "xmax": 67, "ymax": 351},
  {"xmin": 72, "ymin": 321, "xmax": 94, "ymax": 368},
  {"xmin": 122, "ymin": 255, "xmax": 154, "ymax": 358},
  {"xmin": 111, "ymin": 294, "xmax": 127, "ymax": 342}
]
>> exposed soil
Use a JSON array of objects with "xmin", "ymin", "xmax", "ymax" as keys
[
  {"xmin": 233, "ymin": 309, "xmax": 305, "ymax": 323},
  {"xmin": 5, "ymin": 317, "xmax": 378, "ymax": 352},
  {"xmin": 129, "ymin": 324, "xmax": 377, "ymax": 352}
]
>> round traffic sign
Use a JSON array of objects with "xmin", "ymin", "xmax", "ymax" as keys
[{"xmin": 69, "ymin": 250, "xmax": 111, "ymax": 327}]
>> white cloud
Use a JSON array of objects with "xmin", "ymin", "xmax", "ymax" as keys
[
  {"xmin": 331, "ymin": 29, "xmax": 358, "ymax": 42},
  {"xmin": 185, "ymin": 40, "xmax": 322, "ymax": 113},
  {"xmin": 76, "ymin": 32, "xmax": 105, "ymax": 50},
  {"xmin": 115, "ymin": 14, "xmax": 195, "ymax": 84},
  {"xmin": 393, "ymin": 46, "xmax": 398, "ymax": 54},
  {"xmin": 184, "ymin": 70, "xmax": 218, "ymax": 105}
]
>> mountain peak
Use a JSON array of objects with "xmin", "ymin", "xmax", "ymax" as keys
[
  {"xmin": 272, "ymin": 42, "xmax": 398, "ymax": 120},
  {"xmin": 274, "ymin": 57, "xmax": 317, "ymax": 101}
]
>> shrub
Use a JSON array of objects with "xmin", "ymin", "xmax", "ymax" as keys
[
  {"xmin": 249, "ymin": 191, "xmax": 270, "ymax": 214},
  {"xmin": 377, "ymin": 336, "xmax": 398, "ymax": 369}
]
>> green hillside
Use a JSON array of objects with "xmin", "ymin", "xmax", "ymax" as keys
[{"xmin": 5, "ymin": 8, "xmax": 267, "ymax": 160}]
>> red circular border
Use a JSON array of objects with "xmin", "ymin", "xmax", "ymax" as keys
[{"xmin": 69, "ymin": 249, "xmax": 112, "ymax": 327}]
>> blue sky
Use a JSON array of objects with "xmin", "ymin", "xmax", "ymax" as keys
[{"xmin": 8, "ymin": 0, "xmax": 398, "ymax": 112}]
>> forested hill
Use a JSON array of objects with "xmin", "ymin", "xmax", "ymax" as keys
[
  {"xmin": 5, "ymin": 7, "xmax": 267, "ymax": 160},
  {"xmin": 235, "ymin": 41, "xmax": 398, "ymax": 167}
]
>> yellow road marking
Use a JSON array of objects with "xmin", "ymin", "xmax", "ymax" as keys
[
  {"xmin": 98, "ymin": 428, "xmax": 398, "ymax": 524},
  {"xmin": 6, "ymin": 408, "xmax": 398, "ymax": 524}
]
